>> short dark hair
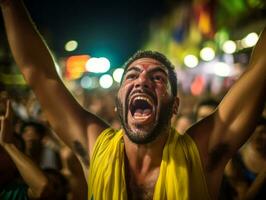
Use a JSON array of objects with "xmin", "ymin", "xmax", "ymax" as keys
[
  {"xmin": 20, "ymin": 121, "xmax": 47, "ymax": 139},
  {"xmin": 121, "ymin": 50, "xmax": 178, "ymax": 97},
  {"xmin": 14, "ymin": 134, "xmax": 26, "ymax": 152}
]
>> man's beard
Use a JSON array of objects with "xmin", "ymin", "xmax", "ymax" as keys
[{"xmin": 115, "ymin": 96, "xmax": 174, "ymax": 144}]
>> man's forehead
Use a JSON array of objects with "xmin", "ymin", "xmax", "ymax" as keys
[{"xmin": 128, "ymin": 57, "xmax": 166, "ymax": 71}]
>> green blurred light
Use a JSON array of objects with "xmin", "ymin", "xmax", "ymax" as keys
[
  {"xmin": 215, "ymin": 29, "xmax": 229, "ymax": 49},
  {"xmin": 80, "ymin": 76, "xmax": 98, "ymax": 89}
]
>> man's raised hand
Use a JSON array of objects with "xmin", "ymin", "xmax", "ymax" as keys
[{"xmin": 0, "ymin": 99, "xmax": 14, "ymax": 145}]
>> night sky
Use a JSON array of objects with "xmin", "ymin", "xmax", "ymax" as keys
[{"xmin": 22, "ymin": 0, "xmax": 181, "ymax": 67}]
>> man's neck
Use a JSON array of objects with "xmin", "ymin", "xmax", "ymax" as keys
[
  {"xmin": 123, "ymin": 128, "xmax": 170, "ymax": 176},
  {"xmin": 123, "ymin": 128, "xmax": 170, "ymax": 199}
]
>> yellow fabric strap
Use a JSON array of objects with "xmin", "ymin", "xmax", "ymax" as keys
[{"xmin": 88, "ymin": 128, "xmax": 210, "ymax": 200}]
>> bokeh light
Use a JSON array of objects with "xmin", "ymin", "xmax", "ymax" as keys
[
  {"xmin": 200, "ymin": 47, "xmax": 215, "ymax": 61},
  {"xmin": 113, "ymin": 68, "xmax": 124, "ymax": 83},
  {"xmin": 214, "ymin": 62, "xmax": 232, "ymax": 77},
  {"xmin": 65, "ymin": 55, "xmax": 89, "ymax": 80},
  {"xmin": 80, "ymin": 76, "xmax": 92, "ymax": 89},
  {"xmin": 222, "ymin": 40, "xmax": 237, "ymax": 54},
  {"xmin": 99, "ymin": 74, "xmax": 113, "ymax": 89},
  {"xmin": 184, "ymin": 55, "xmax": 199, "ymax": 68},
  {"xmin": 65, "ymin": 40, "xmax": 78, "ymax": 52},
  {"xmin": 241, "ymin": 32, "xmax": 259, "ymax": 48},
  {"xmin": 80, "ymin": 76, "xmax": 98, "ymax": 89},
  {"xmin": 85, "ymin": 57, "xmax": 110, "ymax": 73}
]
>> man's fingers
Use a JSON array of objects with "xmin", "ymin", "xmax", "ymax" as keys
[
  {"xmin": 5, "ymin": 99, "xmax": 11, "ymax": 118},
  {"xmin": 0, "ymin": 99, "xmax": 12, "ymax": 136},
  {"xmin": 0, "ymin": 116, "xmax": 5, "ymax": 135}
]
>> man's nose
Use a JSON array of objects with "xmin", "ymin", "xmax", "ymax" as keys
[{"xmin": 135, "ymin": 73, "xmax": 151, "ymax": 89}]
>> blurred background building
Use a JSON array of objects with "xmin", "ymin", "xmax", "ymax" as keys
[{"xmin": 1, "ymin": 0, "xmax": 266, "ymax": 119}]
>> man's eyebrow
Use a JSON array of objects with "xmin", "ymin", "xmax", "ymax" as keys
[
  {"xmin": 148, "ymin": 66, "xmax": 168, "ymax": 76},
  {"xmin": 124, "ymin": 66, "xmax": 142, "ymax": 74},
  {"xmin": 124, "ymin": 65, "xmax": 168, "ymax": 77}
]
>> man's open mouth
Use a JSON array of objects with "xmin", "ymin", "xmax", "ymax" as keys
[{"xmin": 129, "ymin": 95, "xmax": 155, "ymax": 123}]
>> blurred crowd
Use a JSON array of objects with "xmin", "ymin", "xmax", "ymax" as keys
[{"xmin": 0, "ymin": 73, "xmax": 265, "ymax": 200}]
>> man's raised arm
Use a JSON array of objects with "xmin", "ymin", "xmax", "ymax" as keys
[
  {"xmin": 0, "ymin": 0, "xmax": 108, "ymax": 169},
  {"xmin": 213, "ymin": 28, "xmax": 265, "ymax": 155},
  {"xmin": 190, "ymin": 28, "xmax": 266, "ymax": 170}
]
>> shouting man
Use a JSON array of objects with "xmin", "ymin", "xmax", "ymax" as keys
[{"xmin": 1, "ymin": 0, "xmax": 265, "ymax": 199}]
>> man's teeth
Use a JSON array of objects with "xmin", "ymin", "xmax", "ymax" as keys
[{"xmin": 133, "ymin": 96, "xmax": 153, "ymax": 106}]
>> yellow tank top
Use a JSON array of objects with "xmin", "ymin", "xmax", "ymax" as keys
[{"xmin": 88, "ymin": 128, "xmax": 210, "ymax": 200}]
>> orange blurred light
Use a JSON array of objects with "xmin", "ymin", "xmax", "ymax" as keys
[{"xmin": 65, "ymin": 55, "xmax": 90, "ymax": 80}]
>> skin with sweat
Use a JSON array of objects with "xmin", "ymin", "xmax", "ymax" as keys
[
  {"xmin": 1, "ymin": 2, "xmax": 265, "ymax": 198},
  {"xmin": 116, "ymin": 58, "xmax": 178, "ymax": 199}
]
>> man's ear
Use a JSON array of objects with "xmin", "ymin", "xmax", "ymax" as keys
[{"xmin": 173, "ymin": 97, "xmax": 179, "ymax": 115}]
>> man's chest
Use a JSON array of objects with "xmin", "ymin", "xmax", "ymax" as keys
[
  {"xmin": 125, "ymin": 169, "xmax": 160, "ymax": 200},
  {"xmin": 127, "ymin": 178, "xmax": 157, "ymax": 200}
]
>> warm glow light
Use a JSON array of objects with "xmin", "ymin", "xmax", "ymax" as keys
[
  {"xmin": 241, "ymin": 32, "xmax": 259, "ymax": 48},
  {"xmin": 222, "ymin": 40, "xmax": 237, "ymax": 54},
  {"xmin": 184, "ymin": 55, "xmax": 198, "ymax": 68},
  {"xmin": 65, "ymin": 55, "xmax": 89, "ymax": 80},
  {"xmin": 190, "ymin": 75, "xmax": 205, "ymax": 96},
  {"xmin": 85, "ymin": 57, "xmax": 110, "ymax": 73},
  {"xmin": 99, "ymin": 74, "xmax": 113, "ymax": 88},
  {"xmin": 200, "ymin": 47, "xmax": 215, "ymax": 61},
  {"xmin": 113, "ymin": 68, "xmax": 124, "ymax": 83},
  {"xmin": 65, "ymin": 40, "xmax": 78, "ymax": 52}
]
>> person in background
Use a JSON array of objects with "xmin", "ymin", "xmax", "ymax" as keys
[
  {"xmin": 172, "ymin": 114, "xmax": 193, "ymax": 135},
  {"xmin": 60, "ymin": 145, "xmax": 88, "ymax": 200},
  {"xmin": 19, "ymin": 120, "xmax": 63, "ymax": 170},
  {"xmin": 19, "ymin": 121, "xmax": 46, "ymax": 165},
  {"xmin": 194, "ymin": 97, "xmax": 220, "ymax": 122},
  {"xmin": 220, "ymin": 117, "xmax": 266, "ymax": 200},
  {"xmin": 0, "ymin": 99, "xmax": 50, "ymax": 199},
  {"xmin": 1, "ymin": 0, "xmax": 266, "ymax": 199},
  {"xmin": 0, "ymin": 134, "xmax": 28, "ymax": 200}
]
